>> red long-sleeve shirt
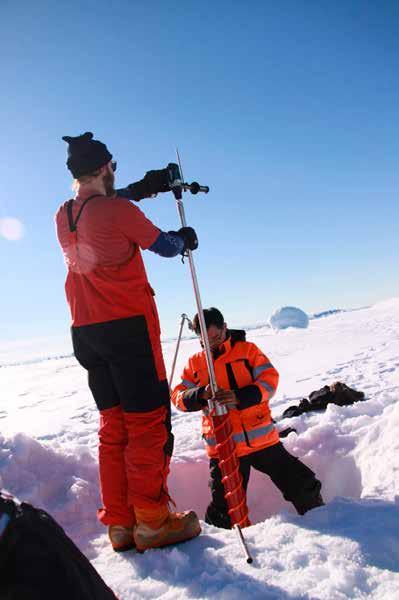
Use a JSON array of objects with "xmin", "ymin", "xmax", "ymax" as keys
[{"xmin": 55, "ymin": 188, "xmax": 160, "ymax": 326}]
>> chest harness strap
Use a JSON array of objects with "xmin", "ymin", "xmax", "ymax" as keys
[{"xmin": 66, "ymin": 194, "xmax": 101, "ymax": 233}]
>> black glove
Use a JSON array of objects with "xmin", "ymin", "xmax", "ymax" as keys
[
  {"xmin": 170, "ymin": 226, "xmax": 198, "ymax": 253},
  {"xmin": 118, "ymin": 168, "xmax": 171, "ymax": 201}
]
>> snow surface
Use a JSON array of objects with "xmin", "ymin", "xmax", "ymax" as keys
[
  {"xmin": 269, "ymin": 306, "xmax": 309, "ymax": 330},
  {"xmin": 1, "ymin": 298, "xmax": 399, "ymax": 599}
]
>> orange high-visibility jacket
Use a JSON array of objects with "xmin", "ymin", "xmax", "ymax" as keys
[{"xmin": 171, "ymin": 330, "xmax": 280, "ymax": 458}]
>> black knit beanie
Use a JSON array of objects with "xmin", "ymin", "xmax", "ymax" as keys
[{"xmin": 62, "ymin": 132, "xmax": 112, "ymax": 178}]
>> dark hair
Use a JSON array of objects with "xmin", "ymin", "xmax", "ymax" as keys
[{"xmin": 192, "ymin": 307, "xmax": 225, "ymax": 334}]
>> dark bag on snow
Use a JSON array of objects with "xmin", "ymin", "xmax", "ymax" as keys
[
  {"xmin": 282, "ymin": 381, "xmax": 365, "ymax": 419},
  {"xmin": 0, "ymin": 492, "xmax": 117, "ymax": 600}
]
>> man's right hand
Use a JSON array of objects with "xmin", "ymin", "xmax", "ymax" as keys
[
  {"xmin": 200, "ymin": 386, "xmax": 239, "ymax": 409},
  {"xmin": 213, "ymin": 389, "xmax": 239, "ymax": 408},
  {"xmin": 200, "ymin": 385, "xmax": 212, "ymax": 401},
  {"xmin": 176, "ymin": 227, "xmax": 198, "ymax": 252}
]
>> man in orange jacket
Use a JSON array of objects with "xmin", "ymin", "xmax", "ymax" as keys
[
  {"xmin": 172, "ymin": 307, "xmax": 324, "ymax": 528},
  {"xmin": 56, "ymin": 132, "xmax": 201, "ymax": 552}
]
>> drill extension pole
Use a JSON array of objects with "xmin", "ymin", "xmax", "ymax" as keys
[
  {"xmin": 169, "ymin": 313, "xmax": 192, "ymax": 390},
  {"xmin": 171, "ymin": 150, "xmax": 253, "ymax": 564}
]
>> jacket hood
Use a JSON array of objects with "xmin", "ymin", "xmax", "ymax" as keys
[{"xmin": 228, "ymin": 329, "xmax": 246, "ymax": 344}]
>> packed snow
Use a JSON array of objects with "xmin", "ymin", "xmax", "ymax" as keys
[
  {"xmin": 1, "ymin": 298, "xmax": 399, "ymax": 599},
  {"xmin": 269, "ymin": 306, "xmax": 309, "ymax": 330}
]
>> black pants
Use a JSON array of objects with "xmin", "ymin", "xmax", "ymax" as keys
[
  {"xmin": 71, "ymin": 316, "xmax": 174, "ymax": 519},
  {"xmin": 71, "ymin": 315, "xmax": 170, "ymax": 413},
  {"xmin": 205, "ymin": 442, "xmax": 322, "ymax": 528}
]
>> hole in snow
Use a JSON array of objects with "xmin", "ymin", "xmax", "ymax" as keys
[{"xmin": 168, "ymin": 447, "xmax": 363, "ymax": 522}]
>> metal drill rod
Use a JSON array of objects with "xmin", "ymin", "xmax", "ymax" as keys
[
  {"xmin": 233, "ymin": 524, "xmax": 254, "ymax": 564},
  {"xmin": 172, "ymin": 151, "xmax": 253, "ymax": 565},
  {"xmin": 174, "ymin": 148, "xmax": 223, "ymax": 413},
  {"xmin": 174, "ymin": 195, "xmax": 225, "ymax": 415}
]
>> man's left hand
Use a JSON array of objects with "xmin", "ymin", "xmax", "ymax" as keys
[{"xmin": 213, "ymin": 389, "xmax": 239, "ymax": 408}]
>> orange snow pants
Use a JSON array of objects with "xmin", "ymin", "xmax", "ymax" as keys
[{"xmin": 71, "ymin": 314, "xmax": 173, "ymax": 527}]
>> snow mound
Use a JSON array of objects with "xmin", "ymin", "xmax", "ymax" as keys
[
  {"xmin": 0, "ymin": 433, "xmax": 102, "ymax": 548},
  {"xmin": 372, "ymin": 297, "xmax": 399, "ymax": 311},
  {"xmin": 269, "ymin": 306, "xmax": 309, "ymax": 330}
]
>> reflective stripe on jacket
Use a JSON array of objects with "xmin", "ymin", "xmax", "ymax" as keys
[{"xmin": 171, "ymin": 329, "xmax": 280, "ymax": 458}]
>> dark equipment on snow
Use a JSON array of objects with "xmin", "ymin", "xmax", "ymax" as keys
[
  {"xmin": 279, "ymin": 426, "xmax": 297, "ymax": 438},
  {"xmin": 168, "ymin": 154, "xmax": 252, "ymax": 563},
  {"xmin": 0, "ymin": 492, "xmax": 117, "ymax": 600},
  {"xmin": 281, "ymin": 382, "xmax": 365, "ymax": 419}
]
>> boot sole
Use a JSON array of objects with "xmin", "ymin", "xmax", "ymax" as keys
[
  {"xmin": 135, "ymin": 524, "xmax": 201, "ymax": 553},
  {"xmin": 112, "ymin": 541, "xmax": 136, "ymax": 553}
]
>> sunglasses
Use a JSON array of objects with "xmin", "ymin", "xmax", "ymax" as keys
[{"xmin": 111, "ymin": 160, "xmax": 117, "ymax": 172}]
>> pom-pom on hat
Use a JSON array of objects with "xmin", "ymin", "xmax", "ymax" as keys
[{"xmin": 62, "ymin": 132, "xmax": 112, "ymax": 178}]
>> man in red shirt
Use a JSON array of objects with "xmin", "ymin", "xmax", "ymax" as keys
[{"xmin": 56, "ymin": 132, "xmax": 200, "ymax": 553}]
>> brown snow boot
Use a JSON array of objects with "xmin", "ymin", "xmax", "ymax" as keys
[
  {"xmin": 108, "ymin": 525, "xmax": 135, "ymax": 552},
  {"xmin": 134, "ymin": 505, "xmax": 201, "ymax": 552}
]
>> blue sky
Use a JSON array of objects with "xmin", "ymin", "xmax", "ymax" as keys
[{"xmin": 1, "ymin": 1, "xmax": 398, "ymax": 344}]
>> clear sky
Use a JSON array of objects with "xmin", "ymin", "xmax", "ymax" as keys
[{"xmin": 1, "ymin": 1, "xmax": 398, "ymax": 344}]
